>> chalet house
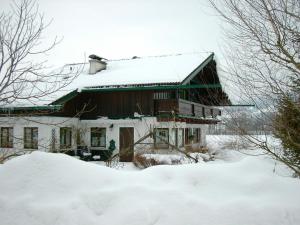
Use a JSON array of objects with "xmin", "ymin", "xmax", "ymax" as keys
[{"xmin": 0, "ymin": 53, "xmax": 230, "ymax": 161}]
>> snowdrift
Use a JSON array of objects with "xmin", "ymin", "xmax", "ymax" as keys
[{"xmin": 0, "ymin": 151, "xmax": 300, "ymax": 225}]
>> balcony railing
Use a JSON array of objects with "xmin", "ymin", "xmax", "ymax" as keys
[{"xmin": 154, "ymin": 98, "xmax": 221, "ymax": 119}]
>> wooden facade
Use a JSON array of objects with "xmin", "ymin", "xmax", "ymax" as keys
[
  {"xmin": 0, "ymin": 58, "xmax": 230, "ymax": 124},
  {"xmin": 56, "ymin": 90, "xmax": 155, "ymax": 119},
  {"xmin": 50, "ymin": 59, "xmax": 230, "ymax": 123}
]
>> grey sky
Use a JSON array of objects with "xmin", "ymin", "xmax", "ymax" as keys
[{"xmin": 1, "ymin": 0, "xmax": 224, "ymax": 66}]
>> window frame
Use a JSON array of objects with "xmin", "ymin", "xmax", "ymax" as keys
[
  {"xmin": 178, "ymin": 128, "xmax": 184, "ymax": 147},
  {"xmin": 193, "ymin": 128, "xmax": 201, "ymax": 143},
  {"xmin": 0, "ymin": 127, "xmax": 13, "ymax": 148},
  {"xmin": 60, "ymin": 127, "xmax": 72, "ymax": 149},
  {"xmin": 24, "ymin": 127, "xmax": 38, "ymax": 149},
  {"xmin": 171, "ymin": 128, "xmax": 178, "ymax": 147},
  {"xmin": 90, "ymin": 127, "xmax": 106, "ymax": 148},
  {"xmin": 154, "ymin": 128, "xmax": 169, "ymax": 149}
]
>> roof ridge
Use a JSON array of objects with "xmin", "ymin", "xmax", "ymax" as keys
[{"xmin": 108, "ymin": 51, "xmax": 214, "ymax": 62}]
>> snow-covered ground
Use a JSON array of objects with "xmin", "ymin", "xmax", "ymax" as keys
[{"xmin": 0, "ymin": 135, "xmax": 299, "ymax": 225}]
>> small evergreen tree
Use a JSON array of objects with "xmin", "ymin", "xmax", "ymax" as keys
[{"xmin": 274, "ymin": 96, "xmax": 300, "ymax": 170}]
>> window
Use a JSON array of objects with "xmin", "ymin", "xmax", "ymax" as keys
[
  {"xmin": 24, "ymin": 127, "xmax": 38, "ymax": 149},
  {"xmin": 171, "ymin": 128, "xmax": 178, "ymax": 147},
  {"xmin": 193, "ymin": 128, "xmax": 201, "ymax": 143},
  {"xmin": 1, "ymin": 127, "xmax": 13, "ymax": 148},
  {"xmin": 185, "ymin": 128, "xmax": 193, "ymax": 145},
  {"xmin": 154, "ymin": 128, "xmax": 169, "ymax": 149},
  {"xmin": 178, "ymin": 128, "xmax": 184, "ymax": 147},
  {"xmin": 154, "ymin": 92, "xmax": 171, "ymax": 100},
  {"xmin": 60, "ymin": 127, "xmax": 72, "ymax": 149},
  {"xmin": 91, "ymin": 128, "xmax": 106, "ymax": 147}
]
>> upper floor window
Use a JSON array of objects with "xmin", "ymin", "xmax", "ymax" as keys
[
  {"xmin": 1, "ymin": 127, "xmax": 13, "ymax": 148},
  {"xmin": 60, "ymin": 127, "xmax": 72, "ymax": 149},
  {"xmin": 24, "ymin": 127, "xmax": 38, "ymax": 149},
  {"xmin": 91, "ymin": 127, "xmax": 106, "ymax": 147}
]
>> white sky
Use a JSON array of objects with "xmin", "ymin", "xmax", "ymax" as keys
[{"xmin": 1, "ymin": 0, "xmax": 225, "ymax": 67}]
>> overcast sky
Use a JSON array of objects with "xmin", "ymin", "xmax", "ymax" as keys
[{"xmin": 2, "ymin": 0, "xmax": 225, "ymax": 67}]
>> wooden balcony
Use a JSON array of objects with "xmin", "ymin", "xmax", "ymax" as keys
[{"xmin": 154, "ymin": 98, "xmax": 221, "ymax": 123}]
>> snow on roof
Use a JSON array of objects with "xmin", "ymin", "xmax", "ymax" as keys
[
  {"xmin": 66, "ymin": 52, "xmax": 213, "ymax": 90},
  {"xmin": 4, "ymin": 52, "xmax": 214, "ymax": 107}
]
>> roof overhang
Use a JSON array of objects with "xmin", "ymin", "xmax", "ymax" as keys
[
  {"xmin": 51, "ymin": 84, "xmax": 222, "ymax": 105},
  {"xmin": 181, "ymin": 53, "xmax": 214, "ymax": 85}
]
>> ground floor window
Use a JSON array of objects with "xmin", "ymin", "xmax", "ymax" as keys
[
  {"xmin": 178, "ymin": 128, "xmax": 184, "ymax": 147},
  {"xmin": 24, "ymin": 127, "xmax": 38, "ymax": 149},
  {"xmin": 1, "ymin": 127, "xmax": 13, "ymax": 148},
  {"xmin": 91, "ymin": 127, "xmax": 106, "ymax": 147},
  {"xmin": 193, "ymin": 128, "xmax": 201, "ymax": 143},
  {"xmin": 60, "ymin": 127, "xmax": 72, "ymax": 149},
  {"xmin": 185, "ymin": 128, "xmax": 193, "ymax": 145},
  {"xmin": 154, "ymin": 128, "xmax": 169, "ymax": 149},
  {"xmin": 171, "ymin": 128, "xmax": 178, "ymax": 147},
  {"xmin": 171, "ymin": 128, "xmax": 184, "ymax": 148}
]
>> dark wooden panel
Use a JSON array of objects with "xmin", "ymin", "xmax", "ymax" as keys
[
  {"xmin": 154, "ymin": 99, "xmax": 178, "ymax": 115},
  {"xmin": 194, "ymin": 104, "xmax": 203, "ymax": 117},
  {"xmin": 205, "ymin": 107, "xmax": 212, "ymax": 118},
  {"xmin": 119, "ymin": 127, "xmax": 134, "ymax": 162},
  {"xmin": 57, "ymin": 90, "xmax": 154, "ymax": 119},
  {"xmin": 179, "ymin": 99, "xmax": 193, "ymax": 116}
]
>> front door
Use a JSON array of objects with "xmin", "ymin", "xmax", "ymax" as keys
[{"xmin": 119, "ymin": 127, "xmax": 134, "ymax": 162}]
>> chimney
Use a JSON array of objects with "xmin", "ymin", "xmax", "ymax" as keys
[{"xmin": 88, "ymin": 54, "xmax": 107, "ymax": 74}]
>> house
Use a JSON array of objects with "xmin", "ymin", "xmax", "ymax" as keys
[{"xmin": 0, "ymin": 52, "xmax": 230, "ymax": 162}]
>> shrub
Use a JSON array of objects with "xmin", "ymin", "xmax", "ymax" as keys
[{"xmin": 133, "ymin": 153, "xmax": 181, "ymax": 169}]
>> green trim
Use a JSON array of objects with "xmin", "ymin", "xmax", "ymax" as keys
[
  {"xmin": 181, "ymin": 53, "xmax": 214, "ymax": 85},
  {"xmin": 50, "ymin": 83, "xmax": 222, "ymax": 105},
  {"xmin": 81, "ymin": 84, "xmax": 221, "ymax": 93},
  {"xmin": 0, "ymin": 105, "xmax": 62, "ymax": 112},
  {"xmin": 51, "ymin": 90, "xmax": 79, "ymax": 105}
]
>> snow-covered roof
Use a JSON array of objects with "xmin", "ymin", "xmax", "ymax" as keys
[
  {"xmin": 3, "ymin": 52, "xmax": 216, "ymax": 107},
  {"xmin": 66, "ymin": 52, "xmax": 213, "ymax": 90}
]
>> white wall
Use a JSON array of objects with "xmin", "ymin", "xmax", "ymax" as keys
[
  {"xmin": 0, "ymin": 116, "xmax": 79, "ymax": 152},
  {"xmin": 0, "ymin": 116, "xmax": 209, "ymax": 153}
]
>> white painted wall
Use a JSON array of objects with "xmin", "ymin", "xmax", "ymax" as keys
[
  {"xmin": 0, "ymin": 116, "xmax": 79, "ymax": 152},
  {"xmin": 0, "ymin": 116, "xmax": 208, "ymax": 154}
]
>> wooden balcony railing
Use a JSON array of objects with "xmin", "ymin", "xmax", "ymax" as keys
[{"xmin": 154, "ymin": 98, "xmax": 221, "ymax": 119}]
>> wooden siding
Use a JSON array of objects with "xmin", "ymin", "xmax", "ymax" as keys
[
  {"xmin": 57, "ymin": 91, "xmax": 154, "ymax": 119},
  {"xmin": 51, "ymin": 60, "xmax": 227, "ymax": 120},
  {"xmin": 178, "ymin": 99, "xmax": 193, "ymax": 116},
  {"xmin": 154, "ymin": 99, "xmax": 178, "ymax": 115},
  {"xmin": 54, "ymin": 91, "xmax": 221, "ymax": 122}
]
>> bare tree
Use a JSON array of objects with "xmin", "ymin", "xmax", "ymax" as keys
[
  {"xmin": 208, "ymin": 0, "xmax": 300, "ymax": 176},
  {"xmin": 0, "ymin": 0, "xmax": 81, "ymax": 107},
  {"xmin": 0, "ymin": 0, "xmax": 83, "ymax": 163}
]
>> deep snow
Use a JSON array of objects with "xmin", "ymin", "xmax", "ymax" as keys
[{"xmin": 0, "ymin": 135, "xmax": 299, "ymax": 225}]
